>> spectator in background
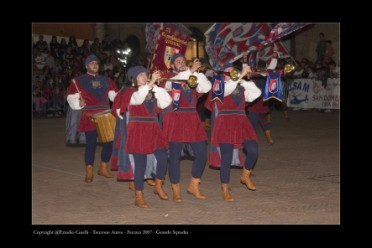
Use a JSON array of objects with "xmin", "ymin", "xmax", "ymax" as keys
[
  {"xmin": 35, "ymin": 35, "xmax": 48, "ymax": 51},
  {"xmin": 316, "ymin": 32, "xmax": 327, "ymax": 63},
  {"xmin": 49, "ymin": 36, "xmax": 60, "ymax": 57},
  {"xmin": 328, "ymin": 60, "xmax": 339, "ymax": 78},
  {"xmin": 59, "ymin": 38, "xmax": 68, "ymax": 59},
  {"xmin": 90, "ymin": 38, "xmax": 102, "ymax": 56},
  {"xmin": 68, "ymin": 36, "xmax": 78, "ymax": 54},
  {"xmin": 80, "ymin": 39, "xmax": 91, "ymax": 56},
  {"xmin": 324, "ymin": 40, "xmax": 335, "ymax": 65}
]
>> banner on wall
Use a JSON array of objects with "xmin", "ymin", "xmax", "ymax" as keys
[{"xmin": 286, "ymin": 78, "xmax": 340, "ymax": 109}]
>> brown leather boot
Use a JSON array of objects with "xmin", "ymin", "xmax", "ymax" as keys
[
  {"xmin": 154, "ymin": 179, "xmax": 168, "ymax": 200},
  {"xmin": 265, "ymin": 130, "xmax": 274, "ymax": 145},
  {"xmin": 283, "ymin": 110, "xmax": 289, "ymax": 120},
  {"xmin": 146, "ymin": 179, "xmax": 156, "ymax": 186},
  {"xmin": 129, "ymin": 181, "xmax": 135, "ymax": 191},
  {"xmin": 187, "ymin": 177, "xmax": 206, "ymax": 200},
  {"xmin": 240, "ymin": 168, "xmax": 256, "ymax": 191},
  {"xmin": 221, "ymin": 183, "xmax": 233, "ymax": 202},
  {"xmin": 171, "ymin": 184, "xmax": 182, "ymax": 202},
  {"xmin": 98, "ymin": 161, "xmax": 113, "ymax": 178},
  {"xmin": 134, "ymin": 190, "xmax": 148, "ymax": 208},
  {"xmin": 85, "ymin": 165, "xmax": 93, "ymax": 183},
  {"xmin": 204, "ymin": 118, "xmax": 211, "ymax": 129},
  {"xmin": 266, "ymin": 113, "xmax": 272, "ymax": 124}
]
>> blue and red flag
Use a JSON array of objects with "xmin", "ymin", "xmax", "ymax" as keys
[
  {"xmin": 204, "ymin": 23, "xmax": 272, "ymax": 71},
  {"xmin": 205, "ymin": 23, "xmax": 311, "ymax": 71},
  {"xmin": 264, "ymin": 23, "xmax": 311, "ymax": 44},
  {"xmin": 144, "ymin": 23, "xmax": 162, "ymax": 54}
]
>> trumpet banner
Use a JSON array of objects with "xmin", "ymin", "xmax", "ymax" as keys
[{"xmin": 148, "ymin": 23, "xmax": 191, "ymax": 74}]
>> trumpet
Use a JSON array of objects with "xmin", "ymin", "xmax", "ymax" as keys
[
  {"xmin": 225, "ymin": 65, "xmax": 296, "ymax": 80},
  {"xmin": 284, "ymin": 63, "xmax": 295, "ymax": 73},
  {"xmin": 220, "ymin": 69, "xmax": 244, "ymax": 81},
  {"xmin": 168, "ymin": 75, "xmax": 198, "ymax": 89},
  {"xmin": 148, "ymin": 75, "xmax": 199, "ymax": 89}
]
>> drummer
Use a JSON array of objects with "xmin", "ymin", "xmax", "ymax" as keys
[{"xmin": 66, "ymin": 54, "xmax": 118, "ymax": 183}]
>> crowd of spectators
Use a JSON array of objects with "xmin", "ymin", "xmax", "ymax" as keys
[{"xmin": 32, "ymin": 34, "xmax": 145, "ymax": 116}]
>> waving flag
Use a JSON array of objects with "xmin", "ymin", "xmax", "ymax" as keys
[
  {"xmin": 145, "ymin": 23, "xmax": 162, "ymax": 54},
  {"xmin": 205, "ymin": 23, "xmax": 272, "ymax": 71},
  {"xmin": 265, "ymin": 23, "xmax": 311, "ymax": 44},
  {"xmin": 205, "ymin": 23, "xmax": 312, "ymax": 71},
  {"xmin": 255, "ymin": 41, "xmax": 289, "ymax": 65}
]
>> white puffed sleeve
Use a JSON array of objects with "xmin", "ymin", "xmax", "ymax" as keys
[
  {"xmin": 67, "ymin": 93, "xmax": 84, "ymax": 110},
  {"xmin": 267, "ymin": 58, "xmax": 278, "ymax": 70},
  {"xmin": 108, "ymin": 90, "xmax": 117, "ymax": 101},
  {"xmin": 152, "ymin": 85, "xmax": 172, "ymax": 109},
  {"xmin": 170, "ymin": 69, "xmax": 212, "ymax": 93},
  {"xmin": 164, "ymin": 71, "xmax": 189, "ymax": 91},
  {"xmin": 129, "ymin": 85, "xmax": 151, "ymax": 105},
  {"xmin": 240, "ymin": 80, "xmax": 262, "ymax": 102},
  {"xmin": 223, "ymin": 80, "xmax": 239, "ymax": 96},
  {"xmin": 193, "ymin": 71, "xmax": 212, "ymax": 93},
  {"xmin": 164, "ymin": 80, "xmax": 173, "ymax": 91},
  {"xmin": 116, "ymin": 108, "xmax": 123, "ymax": 120}
]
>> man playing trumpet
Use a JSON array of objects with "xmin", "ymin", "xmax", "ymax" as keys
[
  {"xmin": 205, "ymin": 63, "xmax": 261, "ymax": 202},
  {"xmin": 160, "ymin": 53, "xmax": 212, "ymax": 202},
  {"xmin": 114, "ymin": 66, "xmax": 172, "ymax": 208}
]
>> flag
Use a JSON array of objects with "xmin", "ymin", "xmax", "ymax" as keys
[
  {"xmin": 205, "ymin": 22, "xmax": 312, "ymax": 71},
  {"xmin": 148, "ymin": 23, "xmax": 191, "ymax": 74},
  {"xmin": 205, "ymin": 23, "xmax": 272, "ymax": 71},
  {"xmin": 144, "ymin": 23, "xmax": 162, "ymax": 54},
  {"xmin": 211, "ymin": 74, "xmax": 225, "ymax": 102},
  {"xmin": 255, "ymin": 41, "xmax": 289, "ymax": 65},
  {"xmin": 264, "ymin": 23, "xmax": 311, "ymax": 44},
  {"xmin": 263, "ymin": 71, "xmax": 284, "ymax": 102}
]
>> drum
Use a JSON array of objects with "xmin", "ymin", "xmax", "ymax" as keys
[{"xmin": 91, "ymin": 110, "xmax": 116, "ymax": 143}]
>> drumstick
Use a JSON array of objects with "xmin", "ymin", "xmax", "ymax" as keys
[
  {"xmin": 71, "ymin": 79, "xmax": 85, "ymax": 106},
  {"xmin": 71, "ymin": 79, "xmax": 80, "ymax": 94}
]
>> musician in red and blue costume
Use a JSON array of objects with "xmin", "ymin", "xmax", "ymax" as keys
[
  {"xmin": 160, "ymin": 53, "xmax": 212, "ymax": 202},
  {"xmin": 205, "ymin": 63, "xmax": 259, "ymax": 202},
  {"xmin": 115, "ymin": 66, "xmax": 172, "ymax": 208},
  {"xmin": 67, "ymin": 54, "xmax": 118, "ymax": 183}
]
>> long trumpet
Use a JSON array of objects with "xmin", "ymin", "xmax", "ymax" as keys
[
  {"xmin": 219, "ymin": 69, "xmax": 245, "ymax": 81},
  {"xmin": 148, "ymin": 72, "xmax": 199, "ymax": 89},
  {"xmin": 168, "ymin": 75, "xmax": 198, "ymax": 89},
  {"xmin": 225, "ymin": 65, "xmax": 296, "ymax": 80}
]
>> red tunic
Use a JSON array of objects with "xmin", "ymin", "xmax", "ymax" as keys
[
  {"xmin": 119, "ymin": 88, "xmax": 168, "ymax": 154},
  {"xmin": 208, "ymin": 88, "xmax": 258, "ymax": 146},
  {"xmin": 162, "ymin": 89, "xmax": 207, "ymax": 142},
  {"xmin": 67, "ymin": 74, "xmax": 117, "ymax": 132}
]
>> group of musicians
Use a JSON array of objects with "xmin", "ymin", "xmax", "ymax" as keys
[{"xmin": 67, "ymin": 53, "xmax": 275, "ymax": 208}]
